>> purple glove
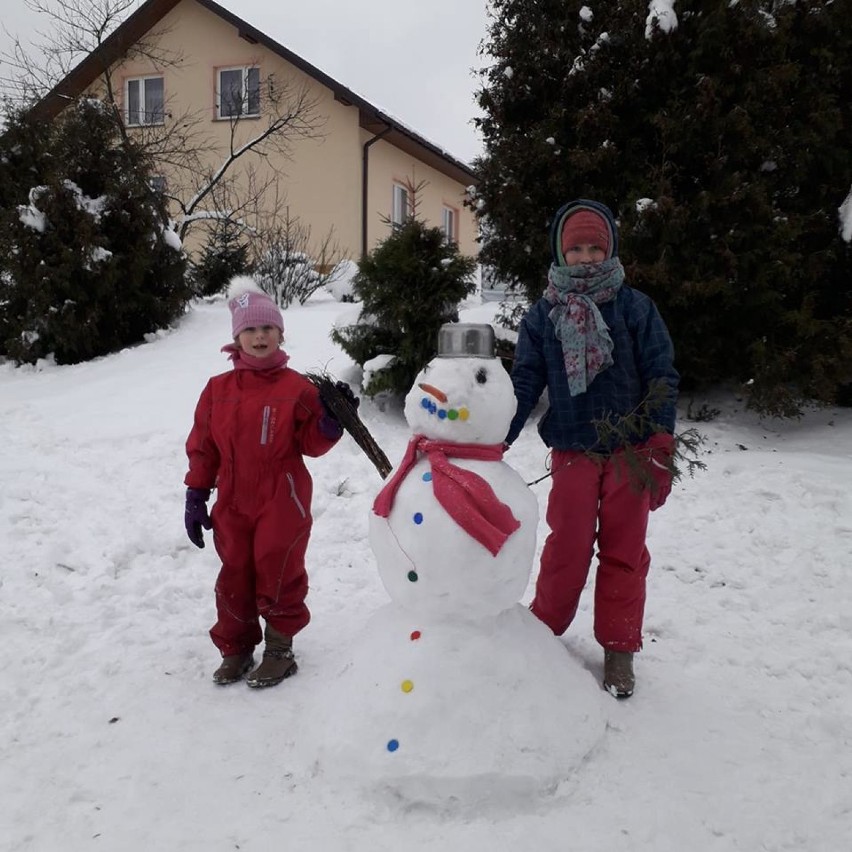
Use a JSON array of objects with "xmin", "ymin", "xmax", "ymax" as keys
[
  {"xmin": 185, "ymin": 487, "xmax": 212, "ymax": 548},
  {"xmin": 318, "ymin": 381, "xmax": 360, "ymax": 439}
]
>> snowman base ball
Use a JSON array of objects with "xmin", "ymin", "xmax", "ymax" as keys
[{"xmin": 318, "ymin": 603, "xmax": 609, "ymax": 811}]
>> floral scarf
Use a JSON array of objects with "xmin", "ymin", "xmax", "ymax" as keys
[{"xmin": 544, "ymin": 257, "xmax": 624, "ymax": 396}]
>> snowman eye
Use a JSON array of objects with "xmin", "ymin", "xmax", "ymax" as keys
[{"xmin": 475, "ymin": 368, "xmax": 487, "ymax": 384}]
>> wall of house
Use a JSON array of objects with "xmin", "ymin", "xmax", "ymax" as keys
[
  {"xmin": 361, "ymin": 131, "xmax": 478, "ymax": 256},
  {"xmin": 99, "ymin": 0, "xmax": 477, "ymax": 264}
]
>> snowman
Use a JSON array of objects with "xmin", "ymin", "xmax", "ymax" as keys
[{"xmin": 318, "ymin": 324, "xmax": 608, "ymax": 809}]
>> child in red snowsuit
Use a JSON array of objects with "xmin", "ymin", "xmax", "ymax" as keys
[
  {"xmin": 505, "ymin": 200, "xmax": 679, "ymax": 699},
  {"xmin": 184, "ymin": 277, "xmax": 354, "ymax": 688}
]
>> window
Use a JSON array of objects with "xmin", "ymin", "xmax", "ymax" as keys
[
  {"xmin": 218, "ymin": 66, "xmax": 261, "ymax": 118},
  {"xmin": 442, "ymin": 205, "xmax": 458, "ymax": 244},
  {"xmin": 392, "ymin": 184, "xmax": 410, "ymax": 227},
  {"xmin": 126, "ymin": 76, "xmax": 164, "ymax": 126}
]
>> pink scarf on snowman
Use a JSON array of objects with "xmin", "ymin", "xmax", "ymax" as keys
[{"xmin": 372, "ymin": 435, "xmax": 521, "ymax": 556}]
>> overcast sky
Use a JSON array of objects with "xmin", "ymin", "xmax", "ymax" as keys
[{"xmin": 0, "ymin": 0, "xmax": 490, "ymax": 163}]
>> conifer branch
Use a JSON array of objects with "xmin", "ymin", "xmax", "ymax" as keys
[{"xmin": 526, "ymin": 381, "xmax": 707, "ymax": 491}]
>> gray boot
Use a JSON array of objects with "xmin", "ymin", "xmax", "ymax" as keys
[
  {"xmin": 603, "ymin": 650, "xmax": 635, "ymax": 698},
  {"xmin": 212, "ymin": 652, "xmax": 255, "ymax": 685},
  {"xmin": 245, "ymin": 625, "xmax": 298, "ymax": 688}
]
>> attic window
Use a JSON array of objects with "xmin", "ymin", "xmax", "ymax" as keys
[
  {"xmin": 125, "ymin": 76, "xmax": 164, "ymax": 126},
  {"xmin": 218, "ymin": 66, "xmax": 261, "ymax": 118}
]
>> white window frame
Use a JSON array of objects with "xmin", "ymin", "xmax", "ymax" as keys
[
  {"xmin": 441, "ymin": 205, "xmax": 458, "ymax": 244},
  {"xmin": 392, "ymin": 184, "xmax": 410, "ymax": 227},
  {"xmin": 217, "ymin": 66, "xmax": 261, "ymax": 119},
  {"xmin": 125, "ymin": 75, "xmax": 165, "ymax": 127}
]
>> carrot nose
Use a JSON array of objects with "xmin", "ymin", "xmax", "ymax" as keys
[{"xmin": 418, "ymin": 382, "xmax": 448, "ymax": 403}]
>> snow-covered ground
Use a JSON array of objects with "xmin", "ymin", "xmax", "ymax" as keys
[{"xmin": 2, "ymin": 290, "xmax": 851, "ymax": 851}]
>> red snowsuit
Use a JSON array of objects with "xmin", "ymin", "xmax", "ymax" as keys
[{"xmin": 185, "ymin": 366, "xmax": 340, "ymax": 656}]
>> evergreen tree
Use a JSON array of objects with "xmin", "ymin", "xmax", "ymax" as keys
[
  {"xmin": 189, "ymin": 221, "xmax": 251, "ymax": 297},
  {"xmin": 0, "ymin": 99, "xmax": 189, "ymax": 365},
  {"xmin": 332, "ymin": 217, "xmax": 477, "ymax": 397},
  {"xmin": 473, "ymin": 0, "xmax": 852, "ymax": 414}
]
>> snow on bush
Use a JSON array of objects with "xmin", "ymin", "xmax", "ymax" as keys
[{"xmin": 326, "ymin": 259, "xmax": 359, "ymax": 302}]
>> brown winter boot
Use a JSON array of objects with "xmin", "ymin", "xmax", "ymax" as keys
[
  {"xmin": 245, "ymin": 625, "xmax": 298, "ymax": 688},
  {"xmin": 603, "ymin": 650, "xmax": 635, "ymax": 699},
  {"xmin": 212, "ymin": 652, "xmax": 255, "ymax": 685}
]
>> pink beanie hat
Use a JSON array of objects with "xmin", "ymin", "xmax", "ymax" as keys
[{"xmin": 227, "ymin": 276, "xmax": 284, "ymax": 338}]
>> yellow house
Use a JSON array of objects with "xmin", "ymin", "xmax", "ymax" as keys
[{"xmin": 31, "ymin": 0, "xmax": 478, "ymax": 263}]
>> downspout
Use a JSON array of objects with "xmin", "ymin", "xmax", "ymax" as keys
[{"xmin": 362, "ymin": 123, "xmax": 392, "ymax": 259}]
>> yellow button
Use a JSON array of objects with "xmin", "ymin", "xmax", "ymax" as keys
[{"xmin": 401, "ymin": 679, "xmax": 414, "ymax": 693}]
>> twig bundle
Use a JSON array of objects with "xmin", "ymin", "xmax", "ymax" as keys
[{"xmin": 307, "ymin": 372, "xmax": 393, "ymax": 479}]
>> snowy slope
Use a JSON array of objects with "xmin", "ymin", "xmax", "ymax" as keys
[{"xmin": 2, "ymin": 292, "xmax": 851, "ymax": 851}]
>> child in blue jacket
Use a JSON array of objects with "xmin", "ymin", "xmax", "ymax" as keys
[{"xmin": 505, "ymin": 199, "xmax": 679, "ymax": 698}]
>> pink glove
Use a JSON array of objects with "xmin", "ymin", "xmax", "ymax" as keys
[{"xmin": 643, "ymin": 433, "xmax": 675, "ymax": 511}]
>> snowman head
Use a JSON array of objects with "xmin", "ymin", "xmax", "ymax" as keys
[{"xmin": 404, "ymin": 353, "xmax": 517, "ymax": 445}]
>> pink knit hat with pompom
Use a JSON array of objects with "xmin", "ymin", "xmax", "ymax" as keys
[{"xmin": 226, "ymin": 276, "xmax": 284, "ymax": 338}]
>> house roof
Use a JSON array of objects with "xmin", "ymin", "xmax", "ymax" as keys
[{"xmin": 29, "ymin": 0, "xmax": 476, "ymax": 186}]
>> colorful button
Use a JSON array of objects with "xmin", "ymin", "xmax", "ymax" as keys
[
  {"xmin": 387, "ymin": 739, "xmax": 399, "ymax": 752},
  {"xmin": 422, "ymin": 472, "xmax": 432, "ymax": 482},
  {"xmin": 459, "ymin": 408, "xmax": 470, "ymax": 421},
  {"xmin": 413, "ymin": 512, "xmax": 423, "ymax": 524},
  {"xmin": 447, "ymin": 409, "xmax": 459, "ymax": 420},
  {"xmin": 410, "ymin": 630, "xmax": 421, "ymax": 641},
  {"xmin": 401, "ymin": 680, "xmax": 414, "ymax": 693},
  {"xmin": 407, "ymin": 571, "xmax": 418, "ymax": 582}
]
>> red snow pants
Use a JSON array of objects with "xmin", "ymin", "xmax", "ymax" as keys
[
  {"xmin": 530, "ymin": 449, "xmax": 652, "ymax": 652},
  {"xmin": 208, "ymin": 499, "xmax": 311, "ymax": 656}
]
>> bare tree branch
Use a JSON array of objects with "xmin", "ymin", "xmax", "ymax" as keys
[
  {"xmin": 2, "ymin": 1, "xmax": 328, "ymax": 259},
  {"xmin": 174, "ymin": 76, "xmax": 324, "ymax": 242}
]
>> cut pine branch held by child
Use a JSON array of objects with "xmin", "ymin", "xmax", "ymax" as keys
[
  {"xmin": 589, "ymin": 380, "xmax": 707, "ymax": 493},
  {"xmin": 525, "ymin": 381, "xmax": 706, "ymax": 490},
  {"xmin": 306, "ymin": 372, "xmax": 393, "ymax": 479}
]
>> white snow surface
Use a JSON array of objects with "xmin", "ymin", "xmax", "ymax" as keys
[{"xmin": 2, "ymin": 291, "xmax": 852, "ymax": 850}]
